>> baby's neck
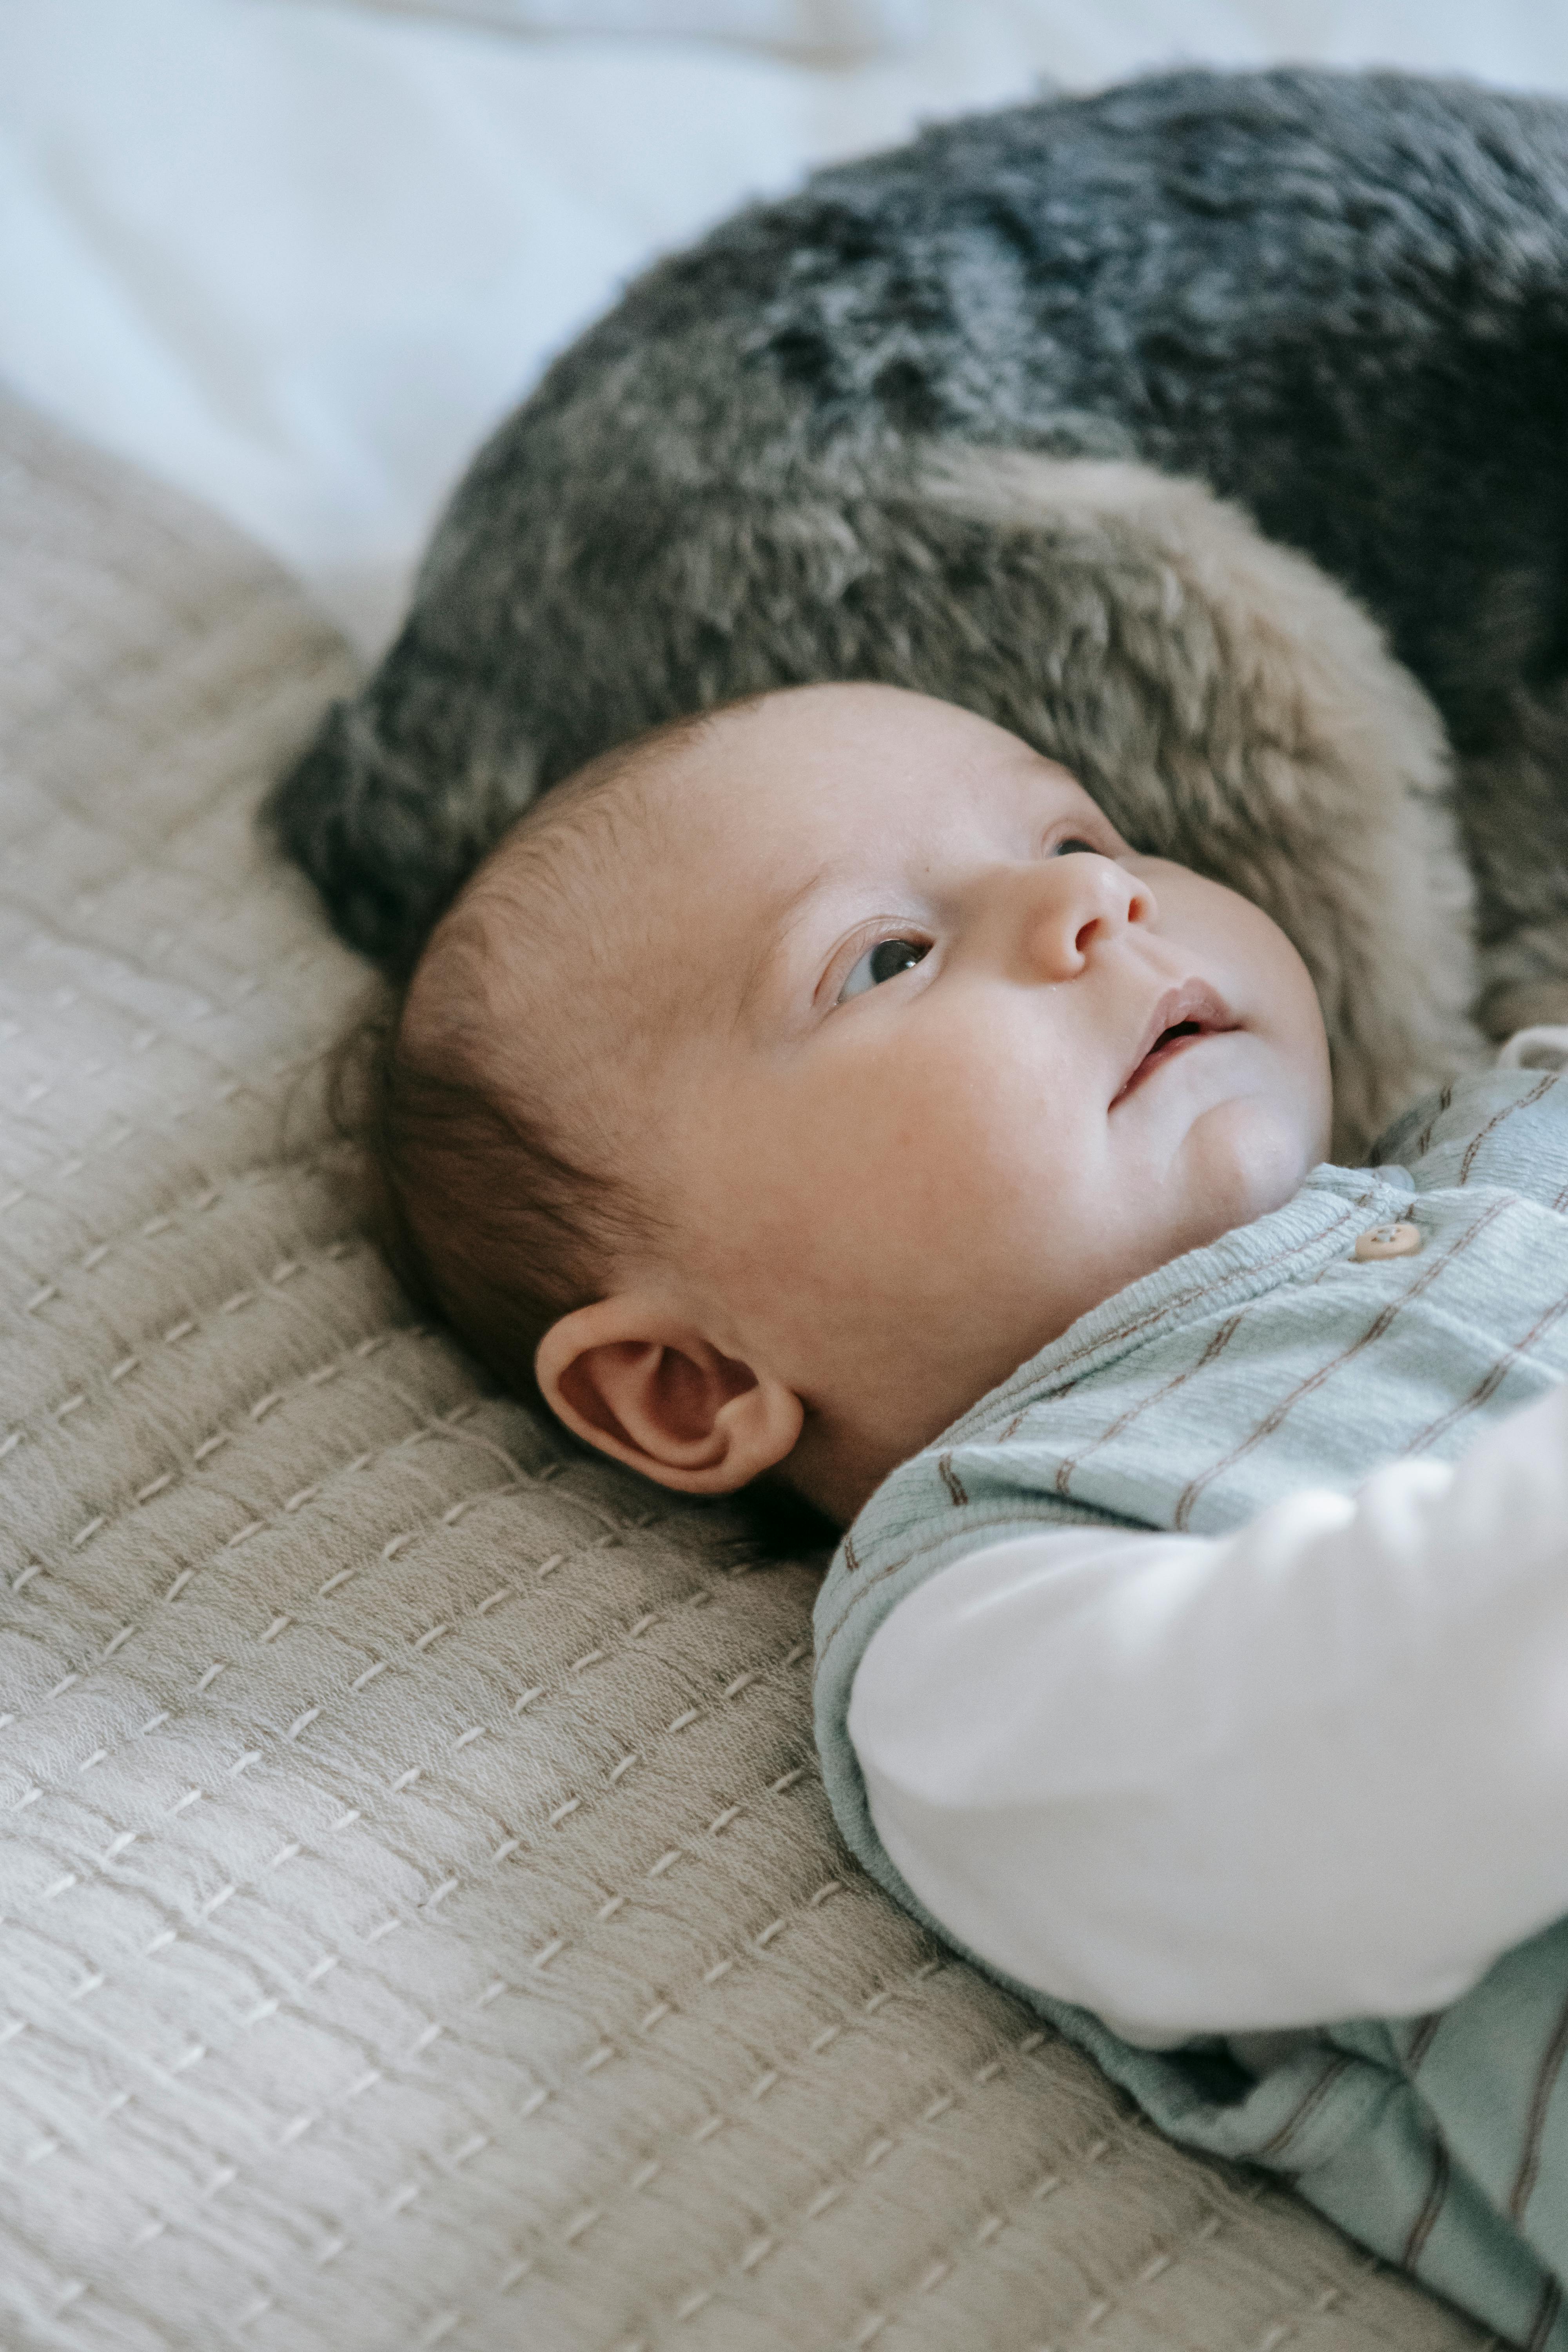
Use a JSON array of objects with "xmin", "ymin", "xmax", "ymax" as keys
[{"xmin": 788, "ymin": 1408, "xmax": 956, "ymax": 1532}]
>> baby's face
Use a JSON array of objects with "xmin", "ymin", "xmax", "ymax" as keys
[{"xmin": 557, "ymin": 684, "xmax": 1332, "ymax": 1517}]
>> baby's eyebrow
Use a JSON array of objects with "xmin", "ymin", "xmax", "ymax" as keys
[{"xmin": 734, "ymin": 858, "xmax": 835, "ymax": 1025}]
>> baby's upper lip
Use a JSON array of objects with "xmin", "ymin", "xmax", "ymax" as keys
[{"xmin": 1112, "ymin": 980, "xmax": 1239, "ymax": 1106}]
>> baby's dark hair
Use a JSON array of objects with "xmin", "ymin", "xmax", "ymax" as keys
[{"xmin": 360, "ymin": 711, "xmax": 720, "ymax": 1402}]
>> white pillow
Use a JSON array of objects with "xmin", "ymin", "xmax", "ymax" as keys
[{"xmin": 281, "ymin": 0, "xmax": 929, "ymax": 60}]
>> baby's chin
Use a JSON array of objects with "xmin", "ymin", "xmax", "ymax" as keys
[{"xmin": 1177, "ymin": 1092, "xmax": 1322, "ymax": 1242}]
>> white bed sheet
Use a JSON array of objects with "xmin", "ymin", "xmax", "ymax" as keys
[{"xmin": 0, "ymin": 0, "xmax": 1565, "ymax": 651}]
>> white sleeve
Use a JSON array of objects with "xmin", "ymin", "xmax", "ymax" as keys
[{"xmin": 848, "ymin": 1379, "xmax": 1568, "ymax": 2047}]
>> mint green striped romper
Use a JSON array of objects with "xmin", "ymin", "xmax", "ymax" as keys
[{"xmin": 815, "ymin": 1068, "xmax": 1568, "ymax": 2349}]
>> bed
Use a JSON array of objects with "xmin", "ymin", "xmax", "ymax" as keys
[{"xmin": 0, "ymin": 5, "xmax": 1557, "ymax": 2345}]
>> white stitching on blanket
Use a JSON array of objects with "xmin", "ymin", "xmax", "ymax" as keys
[
  {"xmin": 533, "ymin": 2009, "xmax": 1064, "ymax": 2329},
  {"xmin": 877, "ymin": 2155, "xmax": 1369, "ymax": 2352},
  {"xmin": 16, "ymin": 1679, "xmax": 831, "ymax": 2288},
  {"xmin": 2, "ymin": 1477, "xmax": 682, "ymax": 1787},
  {"xmin": 0, "ymin": 1219, "xmax": 383, "ymax": 1482}
]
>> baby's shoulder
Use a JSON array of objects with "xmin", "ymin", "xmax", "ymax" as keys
[{"xmin": 1373, "ymin": 1058, "xmax": 1568, "ymax": 1202}]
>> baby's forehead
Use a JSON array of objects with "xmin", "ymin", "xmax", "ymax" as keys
[{"xmin": 453, "ymin": 754, "xmax": 724, "ymax": 1057}]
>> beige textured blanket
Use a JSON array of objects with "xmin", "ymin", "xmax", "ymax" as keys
[{"xmin": 0, "ymin": 394, "xmax": 1486, "ymax": 2350}]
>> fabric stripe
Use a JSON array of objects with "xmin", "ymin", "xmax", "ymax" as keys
[
  {"xmin": 1052, "ymin": 1314, "xmax": 1244, "ymax": 1498},
  {"xmin": 1172, "ymin": 1200, "xmax": 1510, "ymax": 1531},
  {"xmin": 938, "ymin": 1454, "xmax": 968, "ymax": 1508},
  {"xmin": 1458, "ymin": 1073, "xmax": 1557, "ymax": 1184},
  {"xmin": 1257, "ymin": 2054, "xmax": 1354, "ymax": 2164},
  {"xmin": 1528, "ymin": 2277, "xmax": 1564, "ymax": 2352},
  {"xmin": 815, "ymin": 1545, "xmax": 917, "ymax": 1673},
  {"xmin": 1405, "ymin": 2012, "xmax": 1444, "ymax": 2075},
  {"xmin": 1402, "ymin": 2139, "xmax": 1450, "ymax": 2269},
  {"xmin": 1510, "ymin": 1987, "xmax": 1568, "ymax": 2223},
  {"xmin": 1412, "ymin": 1081, "xmax": 1455, "ymax": 1161},
  {"xmin": 1403, "ymin": 1280, "xmax": 1568, "ymax": 1459}
]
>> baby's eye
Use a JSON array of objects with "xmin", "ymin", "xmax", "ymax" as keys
[
  {"xmin": 1053, "ymin": 836, "xmax": 1100, "ymax": 855},
  {"xmin": 837, "ymin": 936, "xmax": 931, "ymax": 1004}
]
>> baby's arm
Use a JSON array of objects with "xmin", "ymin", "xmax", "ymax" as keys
[{"xmin": 849, "ymin": 1379, "xmax": 1568, "ymax": 2047}]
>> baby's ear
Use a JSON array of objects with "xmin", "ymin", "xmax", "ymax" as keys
[{"xmin": 535, "ymin": 1294, "xmax": 803, "ymax": 1495}]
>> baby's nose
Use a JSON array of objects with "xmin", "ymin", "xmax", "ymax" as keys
[{"xmin": 1021, "ymin": 855, "xmax": 1155, "ymax": 979}]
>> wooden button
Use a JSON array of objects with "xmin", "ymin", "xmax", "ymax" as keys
[{"xmin": 1354, "ymin": 1220, "xmax": 1422, "ymax": 1262}]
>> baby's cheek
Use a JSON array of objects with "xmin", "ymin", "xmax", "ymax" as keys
[{"xmin": 802, "ymin": 1041, "xmax": 935, "ymax": 1180}]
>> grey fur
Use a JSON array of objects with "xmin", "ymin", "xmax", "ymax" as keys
[{"xmin": 270, "ymin": 65, "xmax": 1568, "ymax": 1146}]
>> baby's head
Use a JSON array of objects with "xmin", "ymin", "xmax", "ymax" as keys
[{"xmin": 377, "ymin": 684, "xmax": 1332, "ymax": 1525}]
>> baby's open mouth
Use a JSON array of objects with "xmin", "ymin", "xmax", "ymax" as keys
[{"xmin": 1112, "ymin": 983, "xmax": 1238, "ymax": 1105}]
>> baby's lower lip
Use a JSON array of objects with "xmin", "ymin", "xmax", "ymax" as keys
[{"xmin": 1118, "ymin": 1021, "xmax": 1222, "ymax": 1101}]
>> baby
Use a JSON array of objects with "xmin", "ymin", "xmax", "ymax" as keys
[{"xmin": 379, "ymin": 681, "xmax": 1568, "ymax": 2345}]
